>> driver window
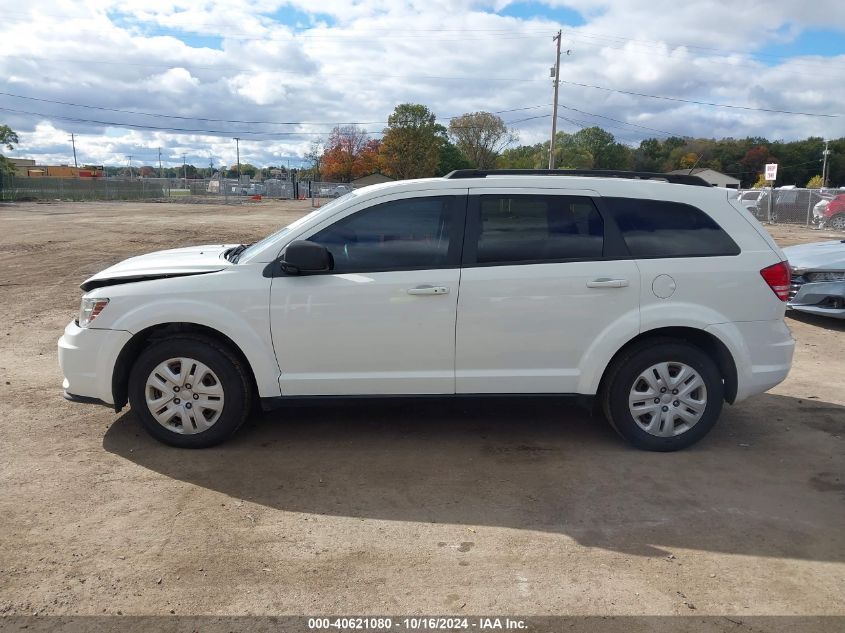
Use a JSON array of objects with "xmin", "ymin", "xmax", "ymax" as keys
[{"xmin": 309, "ymin": 196, "xmax": 458, "ymax": 273}]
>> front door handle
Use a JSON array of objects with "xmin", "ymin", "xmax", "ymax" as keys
[
  {"xmin": 407, "ymin": 285, "xmax": 450, "ymax": 296},
  {"xmin": 586, "ymin": 278, "xmax": 629, "ymax": 288}
]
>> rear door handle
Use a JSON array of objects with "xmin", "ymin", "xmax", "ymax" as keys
[
  {"xmin": 586, "ymin": 278, "xmax": 629, "ymax": 288},
  {"xmin": 407, "ymin": 285, "xmax": 450, "ymax": 296}
]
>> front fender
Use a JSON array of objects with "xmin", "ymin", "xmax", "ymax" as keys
[{"xmin": 91, "ymin": 268, "xmax": 280, "ymax": 398}]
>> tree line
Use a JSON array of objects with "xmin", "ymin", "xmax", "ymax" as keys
[
  {"xmin": 312, "ymin": 103, "xmax": 843, "ymax": 188},
  {"xmin": 2, "ymin": 114, "xmax": 842, "ymax": 188}
]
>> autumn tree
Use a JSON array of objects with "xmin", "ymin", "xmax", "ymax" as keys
[
  {"xmin": 448, "ymin": 112, "xmax": 516, "ymax": 169},
  {"xmin": 379, "ymin": 104, "xmax": 444, "ymax": 179},
  {"xmin": 740, "ymin": 146, "xmax": 776, "ymax": 180},
  {"xmin": 320, "ymin": 126, "xmax": 380, "ymax": 182},
  {"xmin": 0, "ymin": 124, "xmax": 20, "ymax": 176},
  {"xmin": 806, "ymin": 175, "xmax": 823, "ymax": 188}
]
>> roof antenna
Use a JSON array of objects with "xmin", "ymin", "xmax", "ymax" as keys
[{"xmin": 688, "ymin": 153, "xmax": 703, "ymax": 175}]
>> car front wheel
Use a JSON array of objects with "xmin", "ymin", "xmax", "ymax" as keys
[
  {"xmin": 602, "ymin": 340, "xmax": 724, "ymax": 451},
  {"xmin": 128, "ymin": 335, "xmax": 252, "ymax": 448}
]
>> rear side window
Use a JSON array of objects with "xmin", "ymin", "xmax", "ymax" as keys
[
  {"xmin": 605, "ymin": 197, "xmax": 740, "ymax": 258},
  {"xmin": 472, "ymin": 195, "xmax": 604, "ymax": 264}
]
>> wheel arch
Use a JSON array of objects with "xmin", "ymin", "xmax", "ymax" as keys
[
  {"xmin": 111, "ymin": 322, "xmax": 259, "ymax": 411},
  {"xmin": 597, "ymin": 326, "xmax": 738, "ymax": 405}
]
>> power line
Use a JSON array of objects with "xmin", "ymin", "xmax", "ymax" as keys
[
  {"xmin": 4, "ymin": 54, "xmax": 839, "ymax": 118},
  {"xmin": 0, "ymin": 91, "xmax": 550, "ymax": 126},
  {"xmin": 1, "ymin": 54, "xmax": 553, "ymax": 82},
  {"xmin": 558, "ymin": 80, "xmax": 840, "ymax": 117},
  {"xmin": 561, "ymin": 29, "xmax": 845, "ymax": 71},
  {"xmin": 559, "ymin": 107, "xmax": 684, "ymax": 138},
  {"xmin": 0, "ymin": 105, "xmax": 549, "ymax": 139}
]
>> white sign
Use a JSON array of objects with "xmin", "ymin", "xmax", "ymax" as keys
[{"xmin": 765, "ymin": 163, "xmax": 778, "ymax": 181}]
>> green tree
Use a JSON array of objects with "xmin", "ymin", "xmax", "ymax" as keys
[
  {"xmin": 497, "ymin": 143, "xmax": 545, "ymax": 169},
  {"xmin": 448, "ymin": 111, "xmax": 517, "ymax": 170},
  {"xmin": 436, "ymin": 141, "xmax": 472, "ymax": 176},
  {"xmin": 227, "ymin": 163, "xmax": 257, "ymax": 178},
  {"xmin": 380, "ymin": 103, "xmax": 444, "ymax": 179},
  {"xmin": 0, "ymin": 124, "xmax": 20, "ymax": 177}
]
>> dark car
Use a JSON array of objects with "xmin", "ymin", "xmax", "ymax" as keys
[{"xmin": 754, "ymin": 188, "xmax": 826, "ymax": 223}]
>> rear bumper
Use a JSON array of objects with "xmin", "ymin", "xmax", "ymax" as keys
[
  {"xmin": 58, "ymin": 321, "xmax": 132, "ymax": 406},
  {"xmin": 706, "ymin": 319, "xmax": 794, "ymax": 403}
]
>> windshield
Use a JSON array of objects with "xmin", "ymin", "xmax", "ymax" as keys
[{"xmin": 238, "ymin": 195, "xmax": 350, "ymax": 262}]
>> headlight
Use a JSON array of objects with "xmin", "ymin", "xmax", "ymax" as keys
[
  {"xmin": 807, "ymin": 271, "xmax": 845, "ymax": 283},
  {"xmin": 79, "ymin": 297, "xmax": 109, "ymax": 327}
]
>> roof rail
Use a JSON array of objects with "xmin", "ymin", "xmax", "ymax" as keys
[{"xmin": 443, "ymin": 169, "xmax": 712, "ymax": 187}]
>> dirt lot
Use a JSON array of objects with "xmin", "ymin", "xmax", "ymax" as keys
[{"xmin": 1, "ymin": 200, "xmax": 843, "ymax": 619}]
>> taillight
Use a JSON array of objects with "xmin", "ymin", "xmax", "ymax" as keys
[{"xmin": 760, "ymin": 261, "xmax": 790, "ymax": 301}]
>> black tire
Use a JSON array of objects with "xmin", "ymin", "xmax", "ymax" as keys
[
  {"xmin": 601, "ymin": 339, "xmax": 724, "ymax": 452},
  {"xmin": 128, "ymin": 335, "xmax": 252, "ymax": 448}
]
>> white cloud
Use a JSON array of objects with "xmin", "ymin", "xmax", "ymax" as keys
[{"xmin": 0, "ymin": 0, "xmax": 843, "ymax": 169}]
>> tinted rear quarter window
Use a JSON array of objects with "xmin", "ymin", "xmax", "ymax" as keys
[
  {"xmin": 475, "ymin": 195, "xmax": 604, "ymax": 264},
  {"xmin": 605, "ymin": 197, "xmax": 740, "ymax": 258}
]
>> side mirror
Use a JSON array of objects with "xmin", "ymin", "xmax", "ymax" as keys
[{"xmin": 281, "ymin": 240, "xmax": 332, "ymax": 274}]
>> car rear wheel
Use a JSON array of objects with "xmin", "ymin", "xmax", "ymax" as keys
[
  {"xmin": 829, "ymin": 214, "xmax": 845, "ymax": 230},
  {"xmin": 602, "ymin": 340, "xmax": 724, "ymax": 451},
  {"xmin": 128, "ymin": 335, "xmax": 252, "ymax": 448}
]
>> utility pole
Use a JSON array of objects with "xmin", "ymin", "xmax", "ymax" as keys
[
  {"xmin": 182, "ymin": 154, "xmax": 187, "ymax": 186},
  {"xmin": 69, "ymin": 133, "xmax": 78, "ymax": 169},
  {"xmin": 126, "ymin": 155, "xmax": 133, "ymax": 180},
  {"xmin": 548, "ymin": 30, "xmax": 562, "ymax": 170},
  {"xmin": 158, "ymin": 147, "xmax": 163, "ymax": 179},
  {"xmin": 233, "ymin": 137, "xmax": 241, "ymax": 192},
  {"xmin": 821, "ymin": 139, "xmax": 831, "ymax": 188}
]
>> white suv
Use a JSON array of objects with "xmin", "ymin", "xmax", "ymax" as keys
[{"xmin": 59, "ymin": 170, "xmax": 794, "ymax": 451}]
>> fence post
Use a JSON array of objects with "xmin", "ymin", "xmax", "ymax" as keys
[{"xmin": 806, "ymin": 190, "xmax": 813, "ymax": 226}]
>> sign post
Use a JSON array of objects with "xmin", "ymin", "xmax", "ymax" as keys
[{"xmin": 765, "ymin": 163, "xmax": 778, "ymax": 223}]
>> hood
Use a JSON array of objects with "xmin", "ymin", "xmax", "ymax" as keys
[
  {"xmin": 783, "ymin": 240, "xmax": 845, "ymax": 272},
  {"xmin": 81, "ymin": 244, "xmax": 236, "ymax": 291}
]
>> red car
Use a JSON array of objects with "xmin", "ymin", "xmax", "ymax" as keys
[{"xmin": 819, "ymin": 194, "xmax": 845, "ymax": 230}]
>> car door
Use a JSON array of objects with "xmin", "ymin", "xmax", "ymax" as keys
[
  {"xmin": 270, "ymin": 191, "xmax": 466, "ymax": 396},
  {"xmin": 455, "ymin": 188, "xmax": 640, "ymax": 394}
]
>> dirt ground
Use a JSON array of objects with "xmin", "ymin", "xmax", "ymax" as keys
[{"xmin": 0, "ymin": 200, "xmax": 843, "ymax": 619}]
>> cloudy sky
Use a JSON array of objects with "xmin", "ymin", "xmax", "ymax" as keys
[{"xmin": 1, "ymin": 0, "xmax": 843, "ymax": 170}]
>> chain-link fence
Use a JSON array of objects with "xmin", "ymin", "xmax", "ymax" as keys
[
  {"xmin": 0, "ymin": 175, "xmax": 173, "ymax": 201},
  {"xmin": 736, "ymin": 188, "xmax": 844, "ymax": 226},
  {"xmin": 0, "ymin": 173, "xmax": 362, "ymax": 204},
  {"xmin": 309, "ymin": 182, "xmax": 356, "ymax": 207}
]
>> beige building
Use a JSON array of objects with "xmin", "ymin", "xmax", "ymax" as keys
[
  {"xmin": 352, "ymin": 173, "xmax": 394, "ymax": 187},
  {"xmin": 667, "ymin": 168, "xmax": 740, "ymax": 189}
]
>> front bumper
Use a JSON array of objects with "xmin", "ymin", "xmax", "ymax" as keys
[
  {"xmin": 58, "ymin": 320, "xmax": 132, "ymax": 406},
  {"xmin": 788, "ymin": 278, "xmax": 845, "ymax": 319}
]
